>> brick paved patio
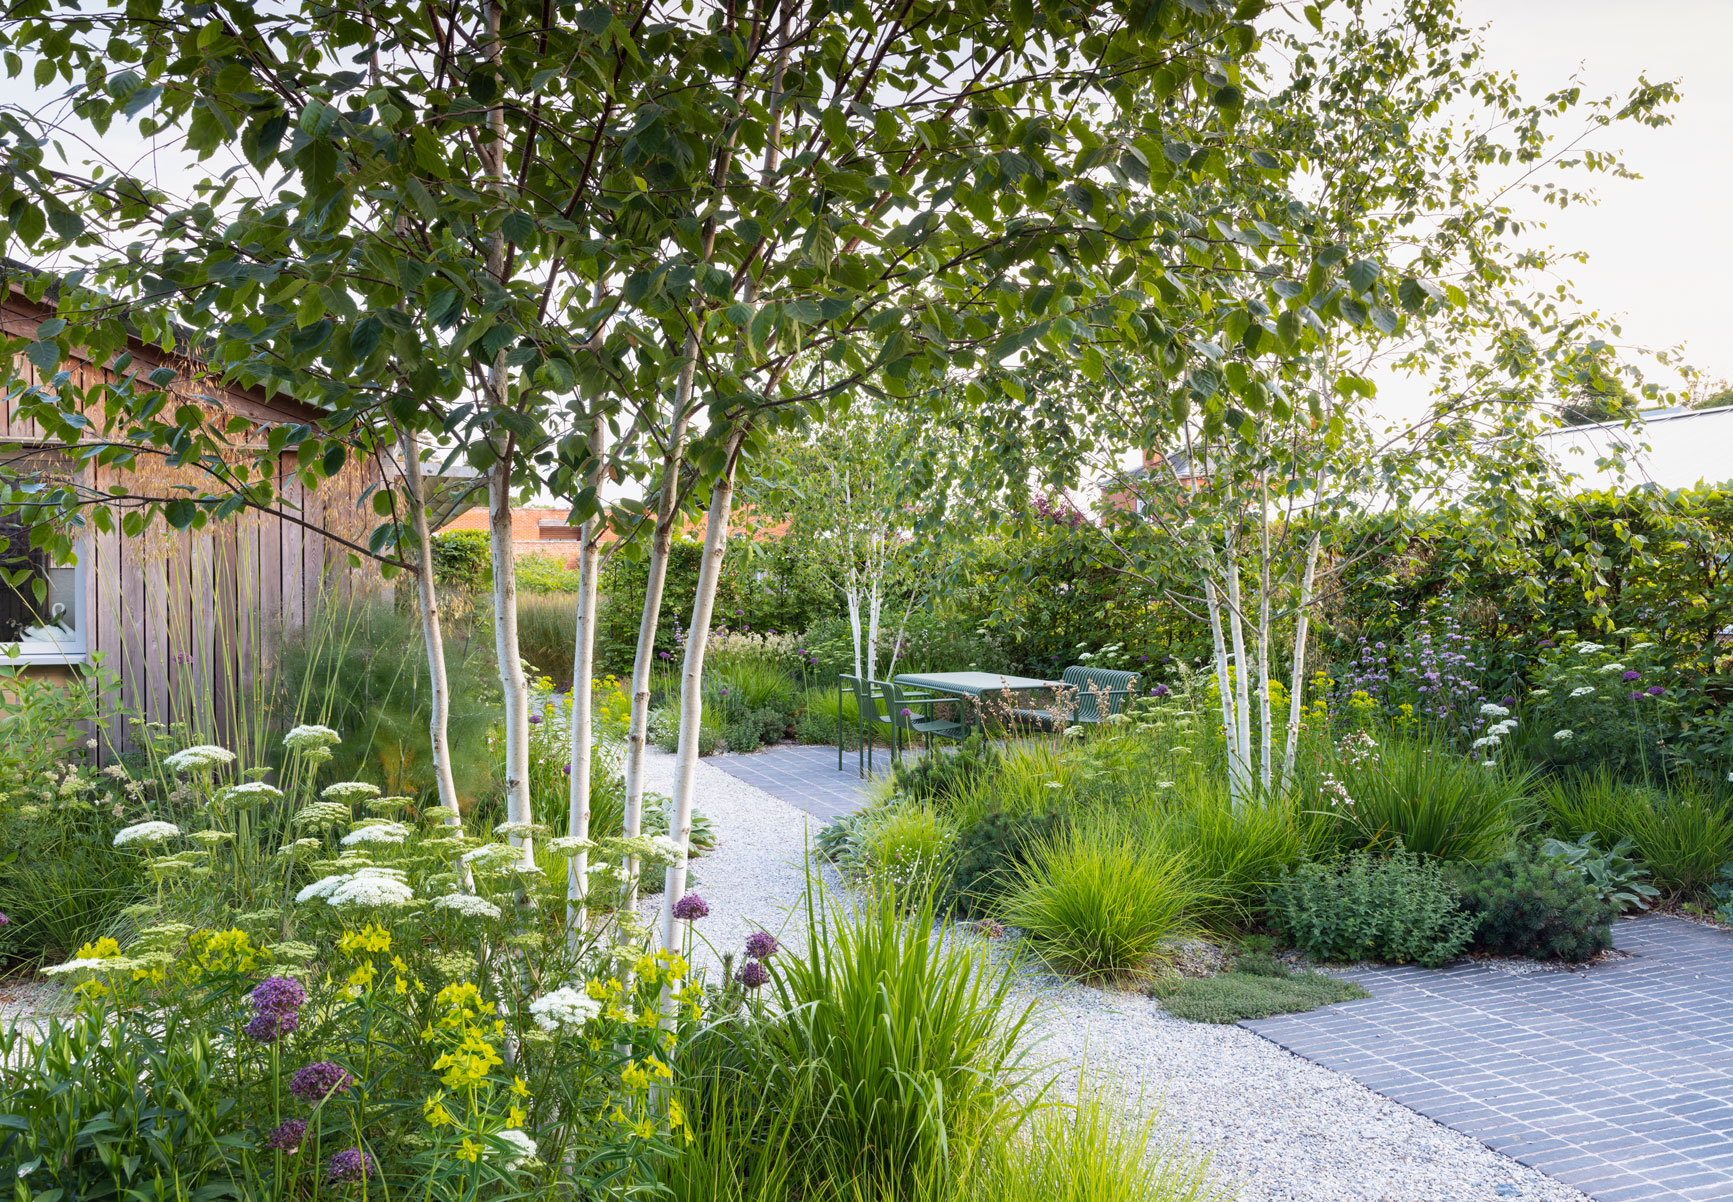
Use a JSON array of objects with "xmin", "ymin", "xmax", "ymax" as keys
[{"xmin": 1247, "ymin": 916, "xmax": 1733, "ymax": 1202}]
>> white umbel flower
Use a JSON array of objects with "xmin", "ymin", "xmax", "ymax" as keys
[
  {"xmin": 225, "ymin": 780, "xmax": 285, "ymax": 803},
  {"xmin": 340, "ymin": 822, "xmax": 410, "ymax": 847},
  {"xmin": 283, "ymin": 724, "xmax": 341, "ymax": 753},
  {"xmin": 1600, "ymin": 662, "xmax": 1626, "ymax": 674},
  {"xmin": 1477, "ymin": 702, "xmax": 1510, "ymax": 718},
  {"xmin": 493, "ymin": 821, "xmax": 544, "ymax": 839},
  {"xmin": 1570, "ymin": 686, "xmax": 1596, "ymax": 698},
  {"xmin": 546, "ymin": 835, "xmax": 596, "ymax": 856},
  {"xmin": 527, "ymin": 985, "xmax": 601, "ymax": 1032},
  {"xmin": 1554, "ymin": 730, "xmax": 1575, "ymax": 743},
  {"xmin": 462, "ymin": 843, "xmax": 520, "ymax": 869},
  {"xmin": 432, "ymin": 893, "xmax": 502, "ymax": 919},
  {"xmin": 322, "ymin": 781, "xmax": 382, "ymax": 803},
  {"xmin": 114, "ymin": 820, "xmax": 181, "ymax": 847},
  {"xmin": 326, "ymin": 874, "xmax": 416, "ymax": 908},
  {"xmin": 163, "ymin": 745, "xmax": 236, "ymax": 774}
]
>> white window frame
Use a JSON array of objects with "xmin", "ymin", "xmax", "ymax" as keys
[{"xmin": 3, "ymin": 539, "xmax": 89, "ymax": 665}]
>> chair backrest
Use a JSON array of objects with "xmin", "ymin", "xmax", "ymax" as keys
[
  {"xmin": 877, "ymin": 679, "xmax": 918, "ymax": 730},
  {"xmin": 1061, "ymin": 665, "xmax": 1141, "ymax": 720},
  {"xmin": 841, "ymin": 673, "xmax": 887, "ymax": 722}
]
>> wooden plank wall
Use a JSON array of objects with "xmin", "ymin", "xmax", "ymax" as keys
[{"xmin": 0, "ymin": 293, "xmax": 392, "ymax": 753}]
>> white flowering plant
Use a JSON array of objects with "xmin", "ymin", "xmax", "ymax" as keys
[{"xmin": 1527, "ymin": 634, "xmax": 1682, "ymax": 776}]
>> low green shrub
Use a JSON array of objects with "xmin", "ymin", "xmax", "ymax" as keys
[
  {"xmin": 516, "ymin": 551, "xmax": 582, "ymax": 594},
  {"xmin": 1004, "ymin": 814, "xmax": 1199, "ymax": 979},
  {"xmin": 1711, "ymin": 863, "xmax": 1733, "ymax": 924},
  {"xmin": 1454, "ymin": 847, "xmax": 1617, "ymax": 962},
  {"xmin": 1156, "ymin": 956, "xmax": 1369, "ymax": 1024},
  {"xmin": 855, "ymin": 803, "xmax": 956, "ymax": 902},
  {"xmin": 1539, "ymin": 832, "xmax": 1659, "ymax": 913},
  {"xmin": 959, "ymin": 1088, "xmax": 1225, "ymax": 1202},
  {"xmin": 892, "ymin": 733, "xmax": 1000, "ymax": 809},
  {"xmin": 1270, "ymin": 851, "xmax": 1474, "ymax": 967},
  {"xmin": 946, "ymin": 809, "xmax": 1066, "ymax": 919},
  {"xmin": 1544, "ymin": 769, "xmax": 1733, "ymax": 897},
  {"xmin": 793, "ymin": 686, "xmax": 862, "ymax": 748},
  {"xmin": 650, "ymin": 704, "xmax": 722, "ymax": 757},
  {"xmin": 429, "ymin": 528, "xmax": 490, "ymax": 590}
]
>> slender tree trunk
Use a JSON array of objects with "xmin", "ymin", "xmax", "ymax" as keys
[
  {"xmin": 394, "ymin": 423, "xmax": 462, "ymax": 825},
  {"xmin": 845, "ymin": 585, "xmax": 864, "ymax": 682},
  {"xmin": 660, "ymin": 435, "xmax": 746, "ymax": 1013},
  {"xmin": 1257, "ymin": 475, "xmax": 1274, "ymax": 792},
  {"xmin": 866, "ymin": 570, "xmax": 882, "ymax": 684},
  {"xmin": 565, "ymin": 413, "xmax": 608, "ymax": 944},
  {"xmin": 1281, "ymin": 531, "xmax": 1323, "ymax": 795},
  {"xmin": 1203, "ymin": 571, "xmax": 1242, "ymax": 802},
  {"xmin": 1226, "ymin": 538, "xmax": 1254, "ymax": 809},
  {"xmin": 490, "ymin": 460, "xmax": 534, "ymax": 867},
  {"xmin": 621, "ymin": 352, "xmax": 696, "ymax": 911}
]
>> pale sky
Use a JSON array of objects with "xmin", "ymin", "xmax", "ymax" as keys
[{"xmin": 1455, "ymin": 0, "xmax": 1733, "ymax": 394}]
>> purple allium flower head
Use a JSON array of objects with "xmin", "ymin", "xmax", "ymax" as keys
[
  {"xmin": 1501, "ymin": 697, "xmax": 1516, "ymax": 708},
  {"xmin": 562, "ymin": 764, "xmax": 571, "ymax": 775},
  {"xmin": 265, "ymin": 1119, "xmax": 308, "ymax": 1154},
  {"xmin": 744, "ymin": 931, "xmax": 779, "ymax": 961},
  {"xmin": 529, "ymin": 714, "xmax": 542, "ymax": 724},
  {"xmin": 659, "ymin": 650, "xmax": 671, "ymax": 659},
  {"xmin": 720, "ymin": 686, "xmax": 729, "ymax": 696},
  {"xmin": 0, "ymin": 911, "xmax": 8, "ymax": 926},
  {"xmin": 290, "ymin": 1062, "xmax": 353, "ymax": 1103},
  {"xmin": 1152, "ymin": 683, "xmax": 1171, "ymax": 698},
  {"xmin": 1629, "ymin": 690, "xmax": 1644, "ymax": 701},
  {"xmin": 900, "ymin": 707, "xmax": 913, "ymax": 717},
  {"xmin": 737, "ymin": 960, "xmax": 770, "ymax": 989},
  {"xmin": 1139, "ymin": 655, "xmax": 1150, "ymax": 663},
  {"xmin": 1647, "ymin": 685, "xmax": 1665, "ymax": 696},
  {"xmin": 245, "ymin": 1009, "xmax": 300, "ymax": 1043},
  {"xmin": 672, "ymin": 893, "xmax": 710, "ymax": 921},
  {"xmin": 253, "ymin": 976, "xmax": 306, "ymax": 1015},
  {"xmin": 1622, "ymin": 670, "xmax": 1642, "ymax": 682},
  {"xmin": 327, "ymin": 1147, "xmax": 372, "ymax": 1183}
]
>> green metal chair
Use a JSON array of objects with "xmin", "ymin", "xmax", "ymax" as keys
[
  {"xmin": 1008, "ymin": 666, "xmax": 1141, "ymax": 731},
  {"xmin": 1061, "ymin": 665, "xmax": 1141, "ymax": 722},
  {"xmin": 882, "ymin": 678, "xmax": 971, "ymax": 754},
  {"xmin": 839, "ymin": 673, "xmax": 899, "ymax": 778}
]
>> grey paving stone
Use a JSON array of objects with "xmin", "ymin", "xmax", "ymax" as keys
[{"xmin": 1244, "ymin": 916, "xmax": 1733, "ymax": 1201}]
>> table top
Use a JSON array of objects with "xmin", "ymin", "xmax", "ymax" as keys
[{"xmin": 892, "ymin": 671, "xmax": 1063, "ymax": 696}]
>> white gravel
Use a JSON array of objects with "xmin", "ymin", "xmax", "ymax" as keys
[{"xmin": 651, "ymin": 746, "xmax": 1589, "ymax": 1202}]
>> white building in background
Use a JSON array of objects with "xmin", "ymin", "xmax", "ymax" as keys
[{"xmin": 1543, "ymin": 406, "xmax": 1733, "ymax": 493}]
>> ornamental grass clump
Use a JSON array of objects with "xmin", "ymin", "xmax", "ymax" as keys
[
  {"xmin": 1003, "ymin": 814, "xmax": 1201, "ymax": 980},
  {"xmin": 1544, "ymin": 768, "xmax": 1733, "ymax": 897}
]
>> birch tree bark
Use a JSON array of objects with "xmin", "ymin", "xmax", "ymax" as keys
[{"xmin": 565, "ymin": 412, "xmax": 609, "ymax": 943}]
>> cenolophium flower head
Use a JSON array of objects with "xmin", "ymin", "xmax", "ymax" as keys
[
  {"xmin": 283, "ymin": 724, "xmax": 341, "ymax": 754},
  {"xmin": 113, "ymin": 820, "xmax": 181, "ymax": 847},
  {"xmin": 163, "ymin": 744, "xmax": 237, "ymax": 774},
  {"xmin": 322, "ymin": 781, "xmax": 382, "ymax": 804},
  {"xmin": 527, "ymin": 984, "xmax": 602, "ymax": 1032}
]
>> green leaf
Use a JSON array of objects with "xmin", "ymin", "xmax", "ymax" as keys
[
  {"xmin": 23, "ymin": 341, "xmax": 61, "ymax": 373},
  {"xmin": 501, "ymin": 211, "xmax": 537, "ymax": 246},
  {"xmin": 1345, "ymin": 259, "xmax": 1380, "ymax": 294}
]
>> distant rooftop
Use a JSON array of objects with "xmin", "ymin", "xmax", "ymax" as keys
[{"xmin": 1541, "ymin": 405, "xmax": 1733, "ymax": 492}]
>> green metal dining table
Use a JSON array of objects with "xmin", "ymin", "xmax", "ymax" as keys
[{"xmin": 890, "ymin": 670, "xmax": 1066, "ymax": 734}]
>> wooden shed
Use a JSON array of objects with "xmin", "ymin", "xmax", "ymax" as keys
[{"xmin": 0, "ymin": 280, "xmax": 393, "ymax": 752}]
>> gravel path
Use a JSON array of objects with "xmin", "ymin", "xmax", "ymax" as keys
[{"xmin": 654, "ymin": 746, "xmax": 1590, "ymax": 1202}]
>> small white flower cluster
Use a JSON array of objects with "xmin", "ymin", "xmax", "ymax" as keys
[
  {"xmin": 493, "ymin": 821, "xmax": 545, "ymax": 839},
  {"xmin": 1599, "ymin": 662, "xmax": 1626, "ymax": 674},
  {"xmin": 1478, "ymin": 702, "xmax": 1511, "ymax": 718},
  {"xmin": 225, "ymin": 781, "xmax": 285, "ymax": 803},
  {"xmin": 1486, "ymin": 719, "xmax": 1517, "ymax": 737},
  {"xmin": 340, "ymin": 821, "xmax": 410, "ymax": 847},
  {"xmin": 1554, "ymin": 729, "xmax": 1575, "ymax": 743},
  {"xmin": 163, "ymin": 745, "xmax": 236, "ymax": 774},
  {"xmin": 462, "ymin": 843, "xmax": 522, "ymax": 870},
  {"xmin": 545, "ymin": 835, "xmax": 596, "ymax": 856},
  {"xmin": 1472, "ymin": 715, "xmax": 1517, "ymax": 764},
  {"xmin": 42, "ymin": 952, "xmax": 144, "ymax": 976},
  {"xmin": 1575, "ymin": 642, "xmax": 1605, "ymax": 655},
  {"xmin": 527, "ymin": 985, "xmax": 602, "ymax": 1033},
  {"xmin": 1319, "ymin": 772, "xmax": 1354, "ymax": 808},
  {"xmin": 432, "ymin": 893, "xmax": 502, "ymax": 920},
  {"xmin": 1570, "ymin": 686, "xmax": 1596, "ymax": 699},
  {"xmin": 296, "ymin": 866, "xmax": 412, "ymax": 907},
  {"xmin": 114, "ymin": 820, "xmax": 181, "ymax": 847},
  {"xmin": 322, "ymin": 781, "xmax": 382, "ymax": 803},
  {"xmin": 283, "ymin": 724, "xmax": 341, "ymax": 753},
  {"xmin": 293, "ymin": 801, "xmax": 353, "ymax": 830}
]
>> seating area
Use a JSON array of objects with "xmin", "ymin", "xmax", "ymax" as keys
[{"xmin": 838, "ymin": 664, "xmax": 1142, "ymax": 776}]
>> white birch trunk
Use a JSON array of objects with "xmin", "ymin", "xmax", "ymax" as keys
[
  {"xmin": 565, "ymin": 413, "xmax": 608, "ymax": 943},
  {"xmin": 1226, "ymin": 544, "xmax": 1254, "ymax": 808},
  {"xmin": 1280, "ymin": 531, "xmax": 1324, "ymax": 796},
  {"xmin": 621, "ymin": 384, "xmax": 693, "ymax": 912},
  {"xmin": 659, "ymin": 438, "xmax": 744, "ymax": 1016},
  {"xmin": 845, "ymin": 586, "xmax": 864, "ymax": 682},
  {"xmin": 865, "ymin": 572, "xmax": 882, "ymax": 684},
  {"xmin": 1257, "ymin": 476, "xmax": 1274, "ymax": 793},
  {"xmin": 1203, "ymin": 572, "xmax": 1243, "ymax": 803},
  {"xmin": 489, "ymin": 461, "xmax": 534, "ymax": 867},
  {"xmin": 394, "ymin": 424, "xmax": 462, "ymax": 826}
]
